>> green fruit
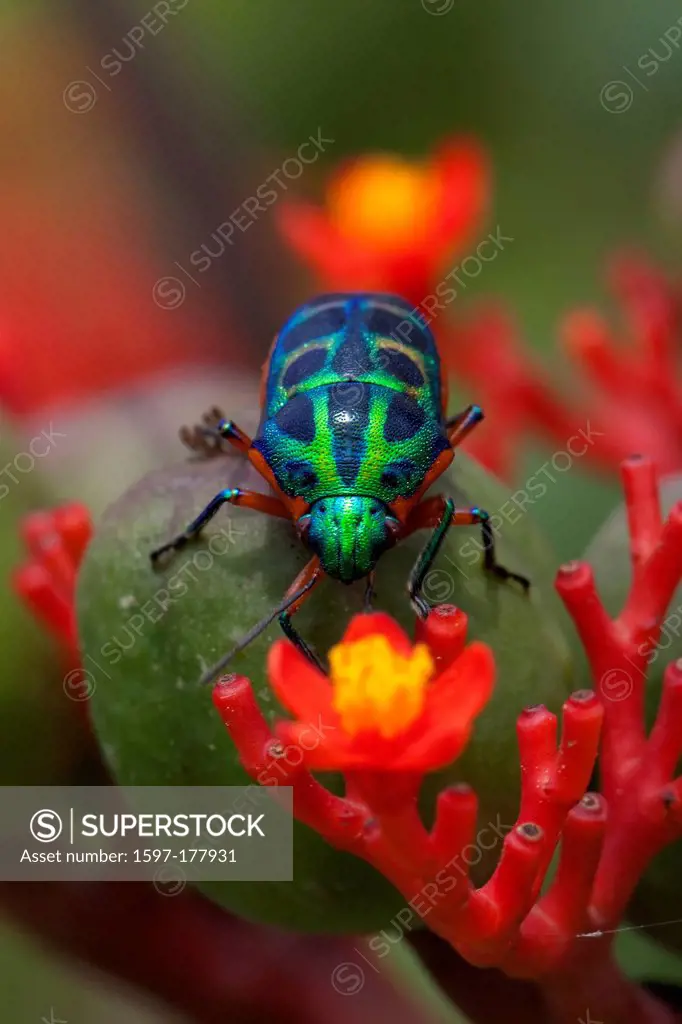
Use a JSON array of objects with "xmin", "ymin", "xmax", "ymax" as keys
[
  {"xmin": 79, "ymin": 452, "xmax": 574, "ymax": 933},
  {"xmin": 583, "ymin": 474, "xmax": 682, "ymax": 954}
]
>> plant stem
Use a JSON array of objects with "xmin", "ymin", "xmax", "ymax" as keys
[{"xmin": 539, "ymin": 937, "xmax": 680, "ymax": 1024}]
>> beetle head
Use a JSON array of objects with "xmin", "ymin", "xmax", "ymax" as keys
[{"xmin": 298, "ymin": 497, "xmax": 401, "ymax": 583}]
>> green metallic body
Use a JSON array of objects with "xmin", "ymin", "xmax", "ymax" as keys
[
  {"xmin": 252, "ymin": 294, "xmax": 450, "ymax": 582},
  {"xmin": 254, "ymin": 294, "xmax": 449, "ymax": 506},
  {"xmin": 150, "ymin": 292, "xmax": 528, "ymax": 678}
]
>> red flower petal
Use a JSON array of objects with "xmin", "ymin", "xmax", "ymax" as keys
[
  {"xmin": 389, "ymin": 724, "xmax": 472, "ymax": 771},
  {"xmin": 267, "ymin": 639, "xmax": 336, "ymax": 723},
  {"xmin": 426, "ymin": 641, "xmax": 495, "ymax": 722},
  {"xmin": 340, "ymin": 612, "xmax": 413, "ymax": 654},
  {"xmin": 432, "ymin": 138, "xmax": 490, "ymax": 253},
  {"xmin": 276, "ymin": 201, "xmax": 380, "ymax": 287},
  {"xmin": 267, "ymin": 620, "xmax": 493, "ymax": 774},
  {"xmin": 275, "ymin": 719, "xmax": 357, "ymax": 770},
  {"xmin": 371, "ymin": 642, "xmax": 495, "ymax": 771}
]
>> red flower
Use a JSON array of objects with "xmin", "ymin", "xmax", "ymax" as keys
[
  {"xmin": 267, "ymin": 611, "xmax": 494, "ymax": 772},
  {"xmin": 277, "ymin": 139, "xmax": 489, "ymax": 307},
  {"xmin": 213, "ymin": 606, "xmax": 604, "ymax": 989}
]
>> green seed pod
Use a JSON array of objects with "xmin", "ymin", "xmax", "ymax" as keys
[
  {"xmin": 583, "ymin": 475, "xmax": 682, "ymax": 953},
  {"xmin": 79, "ymin": 452, "xmax": 574, "ymax": 933}
]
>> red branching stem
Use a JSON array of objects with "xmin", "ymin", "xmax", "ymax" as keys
[
  {"xmin": 622, "ymin": 455, "xmax": 662, "ymax": 567},
  {"xmin": 550, "ymin": 455, "xmax": 682, "ymax": 1017},
  {"xmin": 505, "ymin": 794, "xmax": 607, "ymax": 977},
  {"xmin": 213, "ymin": 676, "xmax": 278, "ymax": 775},
  {"xmin": 454, "ymin": 824, "xmax": 546, "ymax": 965},
  {"xmin": 512, "ymin": 693, "xmax": 603, "ymax": 902},
  {"xmin": 14, "ymin": 503, "xmax": 92, "ymax": 664},
  {"xmin": 558, "ymin": 486, "xmax": 656, "ymax": 780},
  {"xmin": 587, "ymin": 692, "xmax": 682, "ymax": 931},
  {"xmin": 540, "ymin": 937, "xmax": 678, "ymax": 1024},
  {"xmin": 17, "ymin": 563, "xmax": 74, "ymax": 639},
  {"xmin": 346, "ymin": 770, "xmax": 432, "ymax": 878},
  {"xmin": 623, "ymin": 501, "xmax": 682, "ymax": 633},
  {"xmin": 212, "ymin": 457, "xmax": 682, "ymax": 1022},
  {"xmin": 446, "ymin": 692, "xmax": 603, "ymax": 974},
  {"xmin": 441, "ymin": 310, "xmax": 588, "ymax": 480},
  {"xmin": 557, "ymin": 457, "xmax": 682, "ymax": 811},
  {"xmin": 555, "ymin": 561, "xmax": 614, "ymax": 652},
  {"xmin": 430, "ymin": 784, "xmax": 478, "ymax": 866},
  {"xmin": 564, "ymin": 311, "xmax": 642, "ymax": 400},
  {"xmin": 213, "ymin": 677, "xmax": 367, "ymax": 849},
  {"xmin": 442, "ymin": 254, "xmax": 682, "ymax": 482},
  {"xmin": 552, "ymin": 693, "xmax": 605, "ymax": 801},
  {"xmin": 213, "ymin": 608, "xmax": 602, "ymax": 973},
  {"xmin": 51, "ymin": 502, "xmax": 93, "ymax": 564},
  {"xmin": 647, "ymin": 659, "xmax": 682, "ymax": 781},
  {"xmin": 610, "ymin": 254, "xmax": 682, "ymax": 428}
]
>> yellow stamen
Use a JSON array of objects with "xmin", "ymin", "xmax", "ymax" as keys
[
  {"xmin": 329, "ymin": 634, "xmax": 434, "ymax": 740},
  {"xmin": 328, "ymin": 156, "xmax": 438, "ymax": 250}
]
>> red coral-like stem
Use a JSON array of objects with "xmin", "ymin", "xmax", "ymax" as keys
[
  {"xmin": 454, "ymin": 691, "xmax": 603, "ymax": 969},
  {"xmin": 562, "ymin": 255, "xmax": 682, "ymax": 471},
  {"xmin": 523, "ymin": 455, "xmax": 682, "ymax": 1023},
  {"xmin": 441, "ymin": 255, "xmax": 682, "ymax": 482},
  {"xmin": 14, "ymin": 503, "xmax": 92, "ymax": 664},
  {"xmin": 213, "ymin": 677, "xmax": 367, "ymax": 850},
  {"xmin": 440, "ymin": 309, "xmax": 582, "ymax": 480},
  {"xmin": 648, "ymin": 658, "xmax": 682, "ymax": 782},
  {"xmin": 213, "ymin": 606, "xmax": 602, "ymax": 971},
  {"xmin": 505, "ymin": 794, "xmax": 607, "ymax": 977},
  {"xmin": 556, "ymin": 456, "xmax": 682, "ymax": 821},
  {"xmin": 211, "ymin": 457, "xmax": 682, "ymax": 1022}
]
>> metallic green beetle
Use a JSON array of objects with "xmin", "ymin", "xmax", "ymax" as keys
[{"xmin": 151, "ymin": 293, "xmax": 528, "ymax": 680}]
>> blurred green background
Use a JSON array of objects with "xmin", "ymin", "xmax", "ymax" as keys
[{"xmin": 3, "ymin": 0, "xmax": 682, "ymax": 1020}]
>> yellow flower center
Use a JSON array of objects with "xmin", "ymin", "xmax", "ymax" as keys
[
  {"xmin": 328, "ymin": 156, "xmax": 438, "ymax": 250},
  {"xmin": 329, "ymin": 634, "xmax": 434, "ymax": 739}
]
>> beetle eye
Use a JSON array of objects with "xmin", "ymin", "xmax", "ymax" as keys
[{"xmin": 318, "ymin": 503, "xmax": 327, "ymax": 513}]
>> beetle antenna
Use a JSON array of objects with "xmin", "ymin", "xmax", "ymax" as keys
[{"xmin": 198, "ymin": 576, "xmax": 319, "ymax": 686}]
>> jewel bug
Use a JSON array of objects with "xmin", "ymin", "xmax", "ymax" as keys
[{"xmin": 150, "ymin": 293, "xmax": 529, "ymax": 681}]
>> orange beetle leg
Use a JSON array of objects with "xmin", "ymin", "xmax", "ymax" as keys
[
  {"xmin": 279, "ymin": 556, "xmax": 326, "ymax": 669},
  {"xmin": 446, "ymin": 403, "xmax": 484, "ymax": 449}
]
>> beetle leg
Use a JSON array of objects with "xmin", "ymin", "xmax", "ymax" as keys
[
  {"xmin": 407, "ymin": 498, "xmax": 456, "ymax": 618},
  {"xmin": 363, "ymin": 570, "xmax": 376, "ymax": 613},
  {"xmin": 446, "ymin": 404, "xmax": 484, "ymax": 449},
  {"xmin": 150, "ymin": 488, "xmax": 289, "ymax": 565},
  {"xmin": 180, "ymin": 406, "xmax": 253, "ymax": 459},
  {"xmin": 450, "ymin": 504, "xmax": 530, "ymax": 589},
  {"xmin": 406, "ymin": 496, "xmax": 530, "ymax": 617},
  {"xmin": 198, "ymin": 558, "xmax": 323, "ymax": 685},
  {"xmin": 278, "ymin": 557, "xmax": 326, "ymax": 670}
]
